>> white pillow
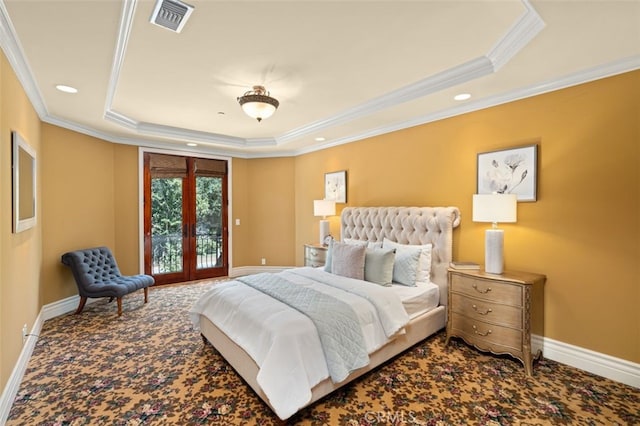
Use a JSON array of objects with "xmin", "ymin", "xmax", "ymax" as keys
[{"xmin": 383, "ymin": 238, "xmax": 433, "ymax": 285}]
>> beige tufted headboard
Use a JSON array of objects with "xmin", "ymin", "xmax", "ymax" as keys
[{"xmin": 341, "ymin": 206, "xmax": 461, "ymax": 306}]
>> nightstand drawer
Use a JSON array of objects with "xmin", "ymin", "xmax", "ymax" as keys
[
  {"xmin": 451, "ymin": 274, "xmax": 522, "ymax": 306},
  {"xmin": 450, "ymin": 313, "xmax": 523, "ymax": 353},
  {"xmin": 451, "ymin": 293, "xmax": 522, "ymax": 329},
  {"xmin": 304, "ymin": 244, "xmax": 327, "ymax": 267},
  {"xmin": 306, "ymin": 247, "xmax": 326, "ymax": 262}
]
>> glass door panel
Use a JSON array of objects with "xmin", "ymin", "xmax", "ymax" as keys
[
  {"xmin": 150, "ymin": 177, "xmax": 184, "ymax": 275},
  {"xmin": 195, "ymin": 176, "xmax": 224, "ymax": 270}
]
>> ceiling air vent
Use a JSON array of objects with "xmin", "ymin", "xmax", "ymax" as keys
[{"xmin": 149, "ymin": 0, "xmax": 194, "ymax": 33}]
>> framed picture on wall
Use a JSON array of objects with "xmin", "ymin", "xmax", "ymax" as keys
[
  {"xmin": 325, "ymin": 170, "xmax": 347, "ymax": 203},
  {"xmin": 477, "ymin": 144, "xmax": 537, "ymax": 201}
]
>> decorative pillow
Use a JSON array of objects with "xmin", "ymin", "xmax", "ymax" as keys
[
  {"xmin": 331, "ymin": 242, "xmax": 366, "ymax": 280},
  {"xmin": 383, "ymin": 238, "xmax": 433, "ymax": 286},
  {"xmin": 364, "ymin": 248, "xmax": 396, "ymax": 286},
  {"xmin": 323, "ymin": 239, "xmax": 334, "ymax": 273}
]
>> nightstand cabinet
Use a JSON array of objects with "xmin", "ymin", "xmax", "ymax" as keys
[
  {"xmin": 446, "ymin": 269, "xmax": 545, "ymax": 376},
  {"xmin": 304, "ymin": 244, "xmax": 327, "ymax": 267}
]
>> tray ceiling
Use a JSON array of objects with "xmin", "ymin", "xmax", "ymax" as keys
[{"xmin": 1, "ymin": 0, "xmax": 639, "ymax": 157}]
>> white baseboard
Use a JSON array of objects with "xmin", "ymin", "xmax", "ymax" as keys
[
  {"xmin": 0, "ymin": 295, "xmax": 98, "ymax": 424},
  {"xmin": 2, "ymin": 288, "xmax": 638, "ymax": 424},
  {"xmin": 0, "ymin": 313, "xmax": 43, "ymax": 425},
  {"xmin": 540, "ymin": 336, "xmax": 640, "ymax": 388}
]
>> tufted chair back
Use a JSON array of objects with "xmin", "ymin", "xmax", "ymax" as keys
[
  {"xmin": 62, "ymin": 247, "xmax": 121, "ymax": 292},
  {"xmin": 61, "ymin": 246, "xmax": 154, "ymax": 315}
]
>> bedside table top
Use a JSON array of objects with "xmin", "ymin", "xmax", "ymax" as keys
[
  {"xmin": 304, "ymin": 243, "xmax": 328, "ymax": 249},
  {"xmin": 448, "ymin": 268, "xmax": 546, "ymax": 286}
]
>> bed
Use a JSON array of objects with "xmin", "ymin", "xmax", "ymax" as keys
[{"xmin": 190, "ymin": 206, "xmax": 461, "ymax": 420}]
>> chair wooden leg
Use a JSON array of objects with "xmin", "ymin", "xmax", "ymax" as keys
[
  {"xmin": 117, "ymin": 297, "xmax": 123, "ymax": 316},
  {"xmin": 75, "ymin": 297, "xmax": 88, "ymax": 315},
  {"xmin": 144, "ymin": 287, "xmax": 149, "ymax": 304}
]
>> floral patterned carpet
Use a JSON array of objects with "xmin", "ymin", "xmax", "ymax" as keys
[{"xmin": 8, "ymin": 280, "xmax": 639, "ymax": 425}]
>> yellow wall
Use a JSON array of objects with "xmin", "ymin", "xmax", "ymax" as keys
[
  {"xmin": 232, "ymin": 157, "xmax": 296, "ymax": 267},
  {"xmin": 40, "ymin": 125, "xmax": 141, "ymax": 307},
  {"xmin": 0, "ymin": 56, "xmax": 637, "ymax": 394},
  {"xmin": 294, "ymin": 71, "xmax": 640, "ymax": 363},
  {"xmin": 0, "ymin": 51, "xmax": 42, "ymax": 388}
]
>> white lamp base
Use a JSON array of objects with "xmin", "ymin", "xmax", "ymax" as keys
[
  {"xmin": 319, "ymin": 219, "xmax": 330, "ymax": 245},
  {"xmin": 485, "ymin": 228, "xmax": 504, "ymax": 274}
]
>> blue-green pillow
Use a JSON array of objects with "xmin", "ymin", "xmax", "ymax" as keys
[
  {"xmin": 323, "ymin": 239, "xmax": 334, "ymax": 272},
  {"xmin": 364, "ymin": 248, "xmax": 396, "ymax": 286},
  {"xmin": 388, "ymin": 245, "xmax": 421, "ymax": 286}
]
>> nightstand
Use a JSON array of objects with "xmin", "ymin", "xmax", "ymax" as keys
[
  {"xmin": 445, "ymin": 268, "xmax": 545, "ymax": 376},
  {"xmin": 304, "ymin": 244, "xmax": 327, "ymax": 267}
]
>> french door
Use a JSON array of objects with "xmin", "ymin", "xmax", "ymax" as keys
[{"xmin": 143, "ymin": 153, "xmax": 228, "ymax": 285}]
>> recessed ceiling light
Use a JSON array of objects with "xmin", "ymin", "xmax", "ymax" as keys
[
  {"xmin": 186, "ymin": 143, "xmax": 198, "ymax": 147},
  {"xmin": 314, "ymin": 137, "xmax": 326, "ymax": 142},
  {"xmin": 55, "ymin": 84, "xmax": 78, "ymax": 94},
  {"xmin": 454, "ymin": 93, "xmax": 471, "ymax": 101}
]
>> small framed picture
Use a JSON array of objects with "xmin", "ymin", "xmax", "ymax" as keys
[
  {"xmin": 325, "ymin": 170, "xmax": 347, "ymax": 203},
  {"xmin": 477, "ymin": 144, "xmax": 537, "ymax": 202}
]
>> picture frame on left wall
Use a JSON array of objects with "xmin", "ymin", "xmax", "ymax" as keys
[
  {"xmin": 325, "ymin": 170, "xmax": 347, "ymax": 203},
  {"xmin": 12, "ymin": 130, "xmax": 37, "ymax": 232}
]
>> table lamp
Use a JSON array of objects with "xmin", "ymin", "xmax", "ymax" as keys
[
  {"xmin": 472, "ymin": 193, "xmax": 517, "ymax": 274},
  {"xmin": 314, "ymin": 199, "xmax": 336, "ymax": 245}
]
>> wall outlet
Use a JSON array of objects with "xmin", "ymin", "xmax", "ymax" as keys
[
  {"xmin": 22, "ymin": 323, "xmax": 28, "ymax": 343},
  {"xmin": 261, "ymin": 258, "xmax": 266, "ymax": 265}
]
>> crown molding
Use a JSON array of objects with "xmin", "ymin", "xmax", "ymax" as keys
[
  {"xmin": 487, "ymin": 0, "xmax": 545, "ymax": 71},
  {"xmin": 298, "ymin": 54, "xmax": 640, "ymax": 156},
  {"xmin": 0, "ymin": 0, "xmax": 47, "ymax": 117},
  {"xmin": 99, "ymin": 0, "xmax": 544, "ymax": 149},
  {"xmin": 277, "ymin": 56, "xmax": 495, "ymax": 145},
  {"xmin": 2, "ymin": 0, "xmax": 638, "ymax": 159},
  {"xmin": 104, "ymin": 0, "xmax": 137, "ymax": 114}
]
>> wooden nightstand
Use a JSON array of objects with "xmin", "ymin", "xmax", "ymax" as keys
[
  {"xmin": 445, "ymin": 268, "xmax": 545, "ymax": 376},
  {"xmin": 304, "ymin": 244, "xmax": 328, "ymax": 267}
]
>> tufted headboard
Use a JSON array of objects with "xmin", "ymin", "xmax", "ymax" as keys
[{"xmin": 341, "ymin": 206, "xmax": 461, "ymax": 306}]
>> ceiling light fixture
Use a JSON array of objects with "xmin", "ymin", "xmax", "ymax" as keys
[
  {"xmin": 237, "ymin": 85, "xmax": 279, "ymax": 122},
  {"xmin": 56, "ymin": 84, "xmax": 78, "ymax": 94},
  {"xmin": 454, "ymin": 93, "xmax": 471, "ymax": 101}
]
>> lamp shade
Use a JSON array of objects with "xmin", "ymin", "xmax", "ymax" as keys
[
  {"xmin": 313, "ymin": 199, "xmax": 336, "ymax": 217},
  {"xmin": 472, "ymin": 194, "xmax": 517, "ymax": 224}
]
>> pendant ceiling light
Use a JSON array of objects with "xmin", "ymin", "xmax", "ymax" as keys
[{"xmin": 237, "ymin": 85, "xmax": 279, "ymax": 122}]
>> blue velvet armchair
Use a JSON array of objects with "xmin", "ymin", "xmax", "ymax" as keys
[{"xmin": 61, "ymin": 246, "xmax": 155, "ymax": 316}]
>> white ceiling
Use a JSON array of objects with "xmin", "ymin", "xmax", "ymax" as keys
[{"xmin": 1, "ymin": 0, "xmax": 639, "ymax": 158}]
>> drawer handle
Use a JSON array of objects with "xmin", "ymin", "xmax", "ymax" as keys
[
  {"xmin": 472, "ymin": 304, "xmax": 492, "ymax": 315},
  {"xmin": 310, "ymin": 250, "xmax": 318, "ymax": 256},
  {"xmin": 472, "ymin": 283, "xmax": 491, "ymax": 294},
  {"xmin": 472, "ymin": 325, "xmax": 492, "ymax": 337}
]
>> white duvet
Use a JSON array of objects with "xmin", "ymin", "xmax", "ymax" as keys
[{"xmin": 189, "ymin": 267, "xmax": 410, "ymax": 420}]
